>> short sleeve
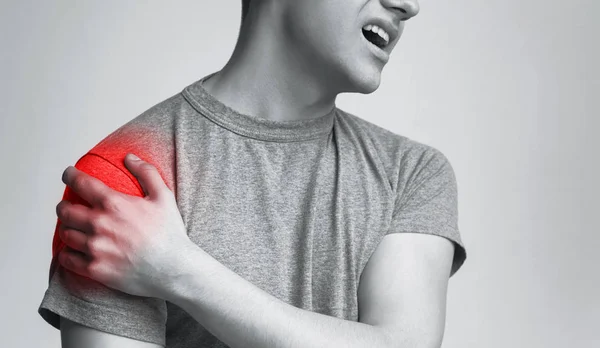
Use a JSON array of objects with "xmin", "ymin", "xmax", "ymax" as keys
[
  {"xmin": 387, "ymin": 148, "xmax": 467, "ymax": 277},
  {"xmin": 37, "ymin": 153, "xmax": 167, "ymax": 346}
]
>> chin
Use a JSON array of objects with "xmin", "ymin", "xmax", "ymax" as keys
[
  {"xmin": 321, "ymin": 55, "xmax": 384, "ymax": 95},
  {"xmin": 342, "ymin": 66, "xmax": 383, "ymax": 94}
]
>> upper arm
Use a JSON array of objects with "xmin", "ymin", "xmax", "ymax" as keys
[
  {"xmin": 357, "ymin": 232, "xmax": 455, "ymax": 348},
  {"xmin": 57, "ymin": 156, "xmax": 165, "ymax": 348},
  {"xmin": 36, "ymin": 153, "xmax": 167, "ymax": 346},
  {"xmin": 357, "ymin": 147, "xmax": 466, "ymax": 347},
  {"xmin": 60, "ymin": 317, "xmax": 163, "ymax": 348}
]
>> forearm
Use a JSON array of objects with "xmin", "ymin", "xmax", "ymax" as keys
[{"xmin": 165, "ymin": 245, "xmax": 396, "ymax": 348}]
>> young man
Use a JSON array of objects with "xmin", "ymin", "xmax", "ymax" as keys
[{"xmin": 38, "ymin": 0, "xmax": 467, "ymax": 347}]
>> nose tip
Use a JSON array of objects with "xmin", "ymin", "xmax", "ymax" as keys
[{"xmin": 395, "ymin": 1, "xmax": 420, "ymax": 21}]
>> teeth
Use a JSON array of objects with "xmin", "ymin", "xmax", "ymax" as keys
[{"xmin": 362, "ymin": 24, "xmax": 390, "ymax": 45}]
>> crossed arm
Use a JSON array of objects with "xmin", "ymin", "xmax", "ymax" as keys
[
  {"xmin": 56, "ymin": 153, "xmax": 456, "ymax": 347},
  {"xmin": 61, "ymin": 231, "xmax": 454, "ymax": 348}
]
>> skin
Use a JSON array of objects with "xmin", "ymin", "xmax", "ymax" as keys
[
  {"xmin": 57, "ymin": 1, "xmax": 457, "ymax": 347},
  {"xmin": 59, "ymin": 154, "xmax": 453, "ymax": 348},
  {"xmin": 203, "ymin": 0, "xmax": 419, "ymax": 121}
]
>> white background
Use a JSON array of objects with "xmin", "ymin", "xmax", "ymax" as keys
[{"xmin": 1, "ymin": 1, "xmax": 598, "ymax": 347}]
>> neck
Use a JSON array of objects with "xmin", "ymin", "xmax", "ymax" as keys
[{"xmin": 202, "ymin": 5, "xmax": 338, "ymax": 122}]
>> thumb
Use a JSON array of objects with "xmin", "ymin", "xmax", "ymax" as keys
[{"xmin": 124, "ymin": 153, "xmax": 168, "ymax": 200}]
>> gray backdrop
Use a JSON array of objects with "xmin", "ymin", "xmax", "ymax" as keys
[{"xmin": 1, "ymin": 0, "xmax": 598, "ymax": 347}]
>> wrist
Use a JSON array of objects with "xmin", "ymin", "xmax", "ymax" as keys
[{"xmin": 163, "ymin": 242, "xmax": 213, "ymax": 305}]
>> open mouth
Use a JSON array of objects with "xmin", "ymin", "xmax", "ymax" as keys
[{"xmin": 362, "ymin": 25, "xmax": 389, "ymax": 50}]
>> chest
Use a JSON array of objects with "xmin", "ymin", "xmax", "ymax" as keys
[{"xmin": 173, "ymin": 138, "xmax": 394, "ymax": 303}]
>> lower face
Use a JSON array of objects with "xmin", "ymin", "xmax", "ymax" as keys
[{"xmin": 281, "ymin": 0, "xmax": 402, "ymax": 95}]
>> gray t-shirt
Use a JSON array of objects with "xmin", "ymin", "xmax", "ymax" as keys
[{"xmin": 38, "ymin": 71, "xmax": 467, "ymax": 347}]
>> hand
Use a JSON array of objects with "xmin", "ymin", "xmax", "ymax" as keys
[{"xmin": 56, "ymin": 153, "xmax": 193, "ymax": 299}]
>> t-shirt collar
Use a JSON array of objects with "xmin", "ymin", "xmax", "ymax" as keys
[{"xmin": 181, "ymin": 71, "xmax": 336, "ymax": 142}]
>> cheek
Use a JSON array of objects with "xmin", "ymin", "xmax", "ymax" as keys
[
  {"xmin": 313, "ymin": 19, "xmax": 361, "ymax": 62},
  {"xmin": 282, "ymin": 3, "xmax": 366, "ymax": 75},
  {"xmin": 287, "ymin": 2, "xmax": 356, "ymax": 47}
]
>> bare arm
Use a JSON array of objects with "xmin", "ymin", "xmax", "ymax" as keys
[
  {"xmin": 357, "ymin": 232, "xmax": 454, "ymax": 348},
  {"xmin": 162, "ymin": 232, "xmax": 454, "ymax": 348},
  {"xmin": 60, "ymin": 317, "xmax": 163, "ymax": 348}
]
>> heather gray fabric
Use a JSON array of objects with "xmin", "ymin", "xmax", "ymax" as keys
[{"xmin": 38, "ymin": 71, "xmax": 467, "ymax": 347}]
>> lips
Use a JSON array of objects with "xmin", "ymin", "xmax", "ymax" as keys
[
  {"xmin": 361, "ymin": 32, "xmax": 390, "ymax": 63},
  {"xmin": 362, "ymin": 27, "xmax": 388, "ymax": 49},
  {"xmin": 361, "ymin": 17, "xmax": 399, "ymax": 54}
]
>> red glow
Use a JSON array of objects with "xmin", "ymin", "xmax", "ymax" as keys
[{"xmin": 49, "ymin": 124, "xmax": 176, "ymax": 294}]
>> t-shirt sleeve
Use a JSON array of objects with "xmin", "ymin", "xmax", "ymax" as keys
[
  {"xmin": 387, "ymin": 147, "xmax": 467, "ymax": 277},
  {"xmin": 37, "ymin": 153, "xmax": 167, "ymax": 346}
]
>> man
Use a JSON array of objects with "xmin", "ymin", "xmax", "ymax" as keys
[{"xmin": 38, "ymin": 0, "xmax": 467, "ymax": 347}]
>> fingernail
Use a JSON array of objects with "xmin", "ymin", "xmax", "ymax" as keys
[
  {"xmin": 62, "ymin": 167, "xmax": 71, "ymax": 182},
  {"xmin": 128, "ymin": 153, "xmax": 140, "ymax": 161}
]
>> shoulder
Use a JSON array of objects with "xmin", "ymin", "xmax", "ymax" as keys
[
  {"xmin": 334, "ymin": 108, "xmax": 453, "ymax": 188},
  {"xmin": 335, "ymin": 108, "xmax": 446, "ymax": 157},
  {"xmin": 80, "ymin": 92, "xmax": 188, "ymax": 192}
]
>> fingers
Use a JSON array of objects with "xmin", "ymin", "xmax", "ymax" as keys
[
  {"xmin": 58, "ymin": 223, "xmax": 90, "ymax": 254},
  {"xmin": 59, "ymin": 246, "xmax": 89, "ymax": 278},
  {"xmin": 56, "ymin": 200, "xmax": 93, "ymax": 232},
  {"xmin": 62, "ymin": 166, "xmax": 116, "ymax": 207},
  {"xmin": 124, "ymin": 153, "xmax": 170, "ymax": 200}
]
